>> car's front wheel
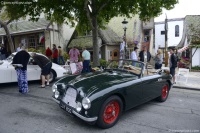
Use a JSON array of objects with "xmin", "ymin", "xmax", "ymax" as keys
[
  {"xmin": 49, "ymin": 69, "xmax": 56, "ymax": 83},
  {"xmin": 157, "ymin": 83, "xmax": 169, "ymax": 102},
  {"xmin": 97, "ymin": 95, "xmax": 123, "ymax": 129}
]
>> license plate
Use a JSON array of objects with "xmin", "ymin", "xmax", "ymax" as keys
[
  {"xmin": 60, "ymin": 102, "xmax": 72, "ymax": 114},
  {"xmin": 60, "ymin": 102, "xmax": 66, "ymax": 109},
  {"xmin": 65, "ymin": 106, "xmax": 72, "ymax": 114}
]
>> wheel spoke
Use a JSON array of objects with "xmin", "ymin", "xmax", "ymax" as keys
[
  {"xmin": 162, "ymin": 85, "xmax": 168, "ymax": 99},
  {"xmin": 103, "ymin": 101, "xmax": 120, "ymax": 124}
]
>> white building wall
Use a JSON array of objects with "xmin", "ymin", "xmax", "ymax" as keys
[
  {"xmin": 62, "ymin": 24, "xmax": 76, "ymax": 50},
  {"xmin": 44, "ymin": 31, "xmax": 50, "ymax": 48},
  {"xmin": 168, "ymin": 21, "xmax": 183, "ymax": 46},
  {"xmin": 48, "ymin": 23, "xmax": 76, "ymax": 51},
  {"xmin": 155, "ymin": 19, "xmax": 184, "ymax": 54},
  {"xmin": 192, "ymin": 48, "xmax": 200, "ymax": 67},
  {"xmin": 155, "ymin": 23, "xmax": 165, "ymax": 53}
]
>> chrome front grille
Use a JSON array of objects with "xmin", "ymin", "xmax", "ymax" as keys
[{"xmin": 62, "ymin": 87, "xmax": 77, "ymax": 108}]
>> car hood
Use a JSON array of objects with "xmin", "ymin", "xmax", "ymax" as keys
[
  {"xmin": 0, "ymin": 60, "xmax": 10, "ymax": 66},
  {"xmin": 58, "ymin": 70, "xmax": 138, "ymax": 96}
]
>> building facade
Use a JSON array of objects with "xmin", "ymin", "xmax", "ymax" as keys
[
  {"xmin": 0, "ymin": 18, "xmax": 75, "ymax": 54},
  {"xmin": 155, "ymin": 18, "xmax": 184, "ymax": 54}
]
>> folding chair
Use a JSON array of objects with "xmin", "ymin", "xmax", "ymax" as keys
[{"xmin": 176, "ymin": 68, "xmax": 189, "ymax": 83}]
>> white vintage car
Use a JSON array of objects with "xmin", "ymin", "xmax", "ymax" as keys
[{"xmin": 0, "ymin": 52, "xmax": 67, "ymax": 84}]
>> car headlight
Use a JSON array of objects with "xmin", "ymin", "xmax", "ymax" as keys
[
  {"xmin": 82, "ymin": 97, "xmax": 91, "ymax": 110},
  {"xmin": 76, "ymin": 102, "xmax": 82, "ymax": 112},
  {"xmin": 52, "ymin": 84, "xmax": 57, "ymax": 93},
  {"xmin": 55, "ymin": 90, "xmax": 60, "ymax": 99}
]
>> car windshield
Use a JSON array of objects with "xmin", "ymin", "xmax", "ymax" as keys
[
  {"xmin": 106, "ymin": 60, "xmax": 144, "ymax": 75},
  {"xmin": 6, "ymin": 54, "xmax": 15, "ymax": 62}
]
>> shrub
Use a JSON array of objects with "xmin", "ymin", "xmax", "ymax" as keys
[
  {"xmin": 28, "ymin": 48, "xmax": 45, "ymax": 55},
  {"xmin": 63, "ymin": 52, "xmax": 69, "ymax": 62},
  {"xmin": 100, "ymin": 59, "xmax": 108, "ymax": 67},
  {"xmin": 28, "ymin": 48, "xmax": 37, "ymax": 52},
  {"xmin": 191, "ymin": 66, "xmax": 200, "ymax": 70},
  {"xmin": 37, "ymin": 47, "xmax": 45, "ymax": 55}
]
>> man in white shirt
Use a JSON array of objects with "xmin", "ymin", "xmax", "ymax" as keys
[
  {"xmin": 131, "ymin": 47, "xmax": 139, "ymax": 66},
  {"xmin": 82, "ymin": 47, "xmax": 91, "ymax": 73},
  {"xmin": 16, "ymin": 43, "xmax": 23, "ymax": 52},
  {"xmin": 131, "ymin": 47, "xmax": 139, "ymax": 61}
]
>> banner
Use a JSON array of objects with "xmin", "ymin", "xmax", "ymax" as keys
[
  {"xmin": 178, "ymin": 46, "xmax": 189, "ymax": 53},
  {"xmin": 39, "ymin": 33, "xmax": 45, "ymax": 43}
]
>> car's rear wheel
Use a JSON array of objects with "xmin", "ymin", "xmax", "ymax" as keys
[
  {"xmin": 49, "ymin": 69, "xmax": 56, "ymax": 83},
  {"xmin": 97, "ymin": 95, "xmax": 123, "ymax": 129},
  {"xmin": 157, "ymin": 83, "xmax": 169, "ymax": 102}
]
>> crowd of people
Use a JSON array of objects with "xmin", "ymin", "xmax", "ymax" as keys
[
  {"xmin": 1, "ymin": 41, "xmax": 179, "ymax": 94},
  {"xmin": 45, "ymin": 44, "xmax": 91, "ymax": 73},
  {"xmin": 130, "ymin": 45, "xmax": 177, "ymax": 84}
]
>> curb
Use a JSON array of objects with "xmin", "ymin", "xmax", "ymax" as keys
[{"xmin": 173, "ymin": 85, "xmax": 200, "ymax": 91}]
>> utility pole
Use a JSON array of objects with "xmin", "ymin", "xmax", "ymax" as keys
[{"xmin": 164, "ymin": 14, "xmax": 168, "ymax": 67}]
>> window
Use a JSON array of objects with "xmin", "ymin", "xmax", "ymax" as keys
[
  {"xmin": 133, "ymin": 21, "xmax": 137, "ymax": 32},
  {"xmin": 28, "ymin": 33, "xmax": 44, "ymax": 49},
  {"xmin": 144, "ymin": 30, "xmax": 150, "ymax": 42},
  {"xmin": 0, "ymin": 37, "xmax": 2, "ymax": 44},
  {"xmin": 161, "ymin": 31, "xmax": 165, "ymax": 35},
  {"xmin": 28, "ymin": 35, "xmax": 36, "ymax": 48},
  {"xmin": 175, "ymin": 25, "xmax": 179, "ymax": 37}
]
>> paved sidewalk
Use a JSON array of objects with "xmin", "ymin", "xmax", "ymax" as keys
[{"xmin": 173, "ymin": 71, "xmax": 200, "ymax": 91}]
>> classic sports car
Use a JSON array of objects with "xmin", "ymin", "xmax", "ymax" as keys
[
  {"xmin": 0, "ymin": 52, "xmax": 66, "ymax": 84},
  {"xmin": 52, "ymin": 59, "xmax": 172, "ymax": 128}
]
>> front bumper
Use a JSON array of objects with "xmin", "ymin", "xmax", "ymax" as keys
[{"xmin": 52, "ymin": 97, "xmax": 98, "ymax": 122}]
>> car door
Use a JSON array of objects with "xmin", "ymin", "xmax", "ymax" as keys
[
  {"xmin": 0, "ymin": 62, "xmax": 12, "ymax": 83},
  {"xmin": 125, "ymin": 78, "xmax": 145, "ymax": 110},
  {"xmin": 27, "ymin": 58, "xmax": 40, "ymax": 81},
  {"xmin": 141, "ymin": 74, "xmax": 163, "ymax": 101}
]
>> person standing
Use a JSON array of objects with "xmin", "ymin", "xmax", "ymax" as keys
[
  {"xmin": 58, "ymin": 46, "xmax": 65, "ymax": 65},
  {"xmin": 31, "ymin": 53, "xmax": 52, "ymax": 88},
  {"xmin": 16, "ymin": 43, "xmax": 23, "ymax": 52},
  {"xmin": 52, "ymin": 44, "xmax": 58, "ymax": 64},
  {"xmin": 69, "ymin": 46, "xmax": 80, "ymax": 63},
  {"xmin": 131, "ymin": 47, "xmax": 139, "ymax": 66},
  {"xmin": 0, "ymin": 44, "xmax": 7, "ymax": 60},
  {"xmin": 45, "ymin": 47, "xmax": 52, "ymax": 60},
  {"xmin": 120, "ymin": 39, "xmax": 125, "ymax": 59},
  {"xmin": 154, "ymin": 49, "xmax": 163, "ymax": 69},
  {"xmin": 139, "ymin": 46, "xmax": 151, "ymax": 64},
  {"xmin": 81, "ymin": 47, "xmax": 91, "ymax": 73},
  {"xmin": 12, "ymin": 46, "xmax": 30, "ymax": 94},
  {"xmin": 169, "ymin": 47, "xmax": 178, "ymax": 84}
]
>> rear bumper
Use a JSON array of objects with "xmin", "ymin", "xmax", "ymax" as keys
[{"xmin": 52, "ymin": 97, "xmax": 98, "ymax": 122}]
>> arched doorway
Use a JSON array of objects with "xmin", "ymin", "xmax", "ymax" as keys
[{"xmin": 112, "ymin": 49, "xmax": 119, "ymax": 60}]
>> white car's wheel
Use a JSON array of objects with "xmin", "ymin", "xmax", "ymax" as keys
[{"xmin": 49, "ymin": 70, "xmax": 56, "ymax": 83}]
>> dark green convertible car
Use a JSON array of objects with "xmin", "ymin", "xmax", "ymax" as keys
[{"xmin": 52, "ymin": 59, "xmax": 172, "ymax": 129}]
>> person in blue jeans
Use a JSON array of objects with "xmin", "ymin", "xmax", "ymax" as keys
[
  {"xmin": 58, "ymin": 46, "xmax": 65, "ymax": 65},
  {"xmin": 81, "ymin": 47, "xmax": 91, "ymax": 73}
]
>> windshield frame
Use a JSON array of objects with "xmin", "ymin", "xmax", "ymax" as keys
[{"xmin": 105, "ymin": 59, "xmax": 145, "ymax": 77}]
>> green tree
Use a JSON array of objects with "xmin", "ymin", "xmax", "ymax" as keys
[
  {"xmin": 0, "ymin": 7, "xmax": 15, "ymax": 52},
  {"xmin": 2, "ymin": 0, "xmax": 178, "ymax": 66}
]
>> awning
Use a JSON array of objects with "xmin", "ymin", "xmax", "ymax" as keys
[
  {"xmin": 0, "ymin": 18, "xmax": 50, "ymax": 36},
  {"xmin": 178, "ymin": 46, "xmax": 189, "ymax": 53}
]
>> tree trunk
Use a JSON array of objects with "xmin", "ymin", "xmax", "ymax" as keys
[
  {"xmin": 91, "ymin": 0, "xmax": 100, "ymax": 67},
  {"xmin": 92, "ymin": 15, "xmax": 100, "ymax": 67},
  {"xmin": 0, "ymin": 20, "xmax": 14, "ymax": 53}
]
